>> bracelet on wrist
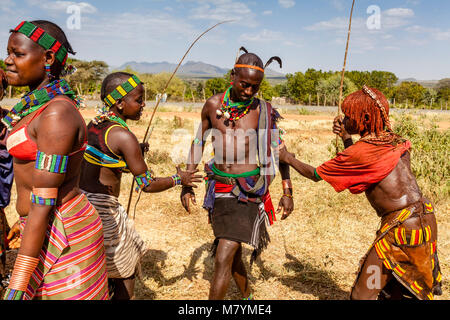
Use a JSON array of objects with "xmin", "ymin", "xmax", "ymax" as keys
[
  {"xmin": 171, "ymin": 174, "xmax": 182, "ymax": 187},
  {"xmin": 282, "ymin": 194, "xmax": 293, "ymax": 199},
  {"xmin": 282, "ymin": 179, "xmax": 292, "ymax": 190}
]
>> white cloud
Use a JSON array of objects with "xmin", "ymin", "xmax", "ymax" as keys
[
  {"xmin": 406, "ymin": 25, "xmax": 450, "ymax": 41},
  {"xmin": 188, "ymin": 0, "xmax": 257, "ymax": 27},
  {"xmin": 0, "ymin": 0, "xmax": 15, "ymax": 13},
  {"xmin": 384, "ymin": 8, "xmax": 414, "ymax": 17},
  {"xmin": 330, "ymin": 0, "xmax": 344, "ymax": 11},
  {"xmin": 26, "ymin": 0, "xmax": 97, "ymax": 14},
  {"xmin": 262, "ymin": 10, "xmax": 272, "ymax": 16},
  {"xmin": 278, "ymin": 0, "xmax": 295, "ymax": 9},
  {"xmin": 239, "ymin": 29, "xmax": 284, "ymax": 43}
]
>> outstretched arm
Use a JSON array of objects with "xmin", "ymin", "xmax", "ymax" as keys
[
  {"xmin": 279, "ymin": 147, "xmax": 321, "ymax": 182},
  {"xmin": 112, "ymin": 128, "xmax": 202, "ymax": 193}
]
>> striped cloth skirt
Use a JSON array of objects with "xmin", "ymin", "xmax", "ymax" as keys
[
  {"xmin": 20, "ymin": 193, "xmax": 109, "ymax": 300},
  {"xmin": 81, "ymin": 191, "xmax": 147, "ymax": 279}
]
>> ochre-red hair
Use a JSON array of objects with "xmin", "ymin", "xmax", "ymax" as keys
[{"xmin": 341, "ymin": 86, "xmax": 390, "ymax": 135}]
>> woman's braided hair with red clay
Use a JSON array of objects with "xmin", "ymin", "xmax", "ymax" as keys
[{"xmin": 341, "ymin": 85, "xmax": 390, "ymax": 136}]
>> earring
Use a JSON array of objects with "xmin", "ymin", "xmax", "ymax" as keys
[{"xmin": 45, "ymin": 63, "xmax": 54, "ymax": 80}]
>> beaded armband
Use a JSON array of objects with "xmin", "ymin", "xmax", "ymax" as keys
[
  {"xmin": 2, "ymin": 288, "xmax": 25, "ymax": 300},
  {"xmin": 30, "ymin": 188, "xmax": 58, "ymax": 206},
  {"xmin": 35, "ymin": 151, "xmax": 69, "ymax": 173},
  {"xmin": 134, "ymin": 170, "xmax": 155, "ymax": 192},
  {"xmin": 171, "ymin": 174, "xmax": 182, "ymax": 186}
]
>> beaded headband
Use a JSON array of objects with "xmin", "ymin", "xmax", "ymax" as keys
[
  {"xmin": 362, "ymin": 85, "xmax": 392, "ymax": 130},
  {"xmin": 104, "ymin": 75, "xmax": 142, "ymax": 108},
  {"xmin": 234, "ymin": 64, "xmax": 264, "ymax": 73},
  {"xmin": 14, "ymin": 21, "xmax": 68, "ymax": 66}
]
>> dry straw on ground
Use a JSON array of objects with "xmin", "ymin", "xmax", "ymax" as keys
[{"xmin": 4, "ymin": 105, "xmax": 449, "ymax": 300}]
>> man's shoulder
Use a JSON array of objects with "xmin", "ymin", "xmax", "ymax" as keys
[{"xmin": 205, "ymin": 93, "xmax": 223, "ymax": 106}]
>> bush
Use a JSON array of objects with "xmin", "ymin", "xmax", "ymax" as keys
[{"xmin": 393, "ymin": 115, "xmax": 449, "ymax": 201}]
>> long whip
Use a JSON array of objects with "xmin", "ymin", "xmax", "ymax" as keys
[
  {"xmin": 336, "ymin": 0, "xmax": 356, "ymax": 153},
  {"xmin": 127, "ymin": 20, "xmax": 234, "ymax": 215}
]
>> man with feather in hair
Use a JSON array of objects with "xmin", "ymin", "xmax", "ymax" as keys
[{"xmin": 180, "ymin": 48, "xmax": 295, "ymax": 300}]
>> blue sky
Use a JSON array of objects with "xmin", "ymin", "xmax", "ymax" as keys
[{"xmin": 0, "ymin": 0, "xmax": 449, "ymax": 80}]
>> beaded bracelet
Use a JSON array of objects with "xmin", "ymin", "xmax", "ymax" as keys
[
  {"xmin": 282, "ymin": 194, "xmax": 293, "ymax": 199},
  {"xmin": 171, "ymin": 174, "xmax": 182, "ymax": 186},
  {"xmin": 134, "ymin": 170, "xmax": 155, "ymax": 192},
  {"xmin": 35, "ymin": 151, "xmax": 69, "ymax": 174},
  {"xmin": 2, "ymin": 288, "xmax": 25, "ymax": 300}
]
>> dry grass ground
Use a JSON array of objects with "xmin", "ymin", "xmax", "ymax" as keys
[{"xmin": 4, "ymin": 104, "xmax": 449, "ymax": 300}]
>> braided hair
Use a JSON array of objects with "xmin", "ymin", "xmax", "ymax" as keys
[{"xmin": 341, "ymin": 86, "xmax": 390, "ymax": 136}]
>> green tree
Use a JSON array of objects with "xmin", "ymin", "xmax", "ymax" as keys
[
  {"xmin": 204, "ymin": 77, "xmax": 228, "ymax": 97},
  {"xmin": 66, "ymin": 59, "xmax": 109, "ymax": 96},
  {"xmin": 258, "ymin": 78, "xmax": 276, "ymax": 101},
  {"xmin": 316, "ymin": 74, "xmax": 357, "ymax": 106},
  {"xmin": 139, "ymin": 72, "xmax": 185, "ymax": 101},
  {"xmin": 394, "ymin": 81, "xmax": 427, "ymax": 107}
]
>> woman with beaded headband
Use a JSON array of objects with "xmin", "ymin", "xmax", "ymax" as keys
[
  {"xmin": 280, "ymin": 86, "xmax": 442, "ymax": 300},
  {"xmin": 79, "ymin": 72, "xmax": 202, "ymax": 300},
  {"xmin": 180, "ymin": 47, "xmax": 294, "ymax": 300},
  {"xmin": 0, "ymin": 68, "xmax": 16, "ymax": 294},
  {"xmin": 1, "ymin": 20, "xmax": 109, "ymax": 300}
]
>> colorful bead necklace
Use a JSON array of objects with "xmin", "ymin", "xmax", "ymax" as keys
[
  {"xmin": 217, "ymin": 86, "xmax": 254, "ymax": 122},
  {"xmin": 1, "ymin": 79, "xmax": 79, "ymax": 130},
  {"xmin": 92, "ymin": 107, "xmax": 130, "ymax": 131}
]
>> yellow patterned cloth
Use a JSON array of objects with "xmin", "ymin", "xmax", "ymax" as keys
[{"xmin": 354, "ymin": 197, "xmax": 442, "ymax": 300}]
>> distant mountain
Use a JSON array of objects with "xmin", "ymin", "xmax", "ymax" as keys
[
  {"xmin": 397, "ymin": 78, "xmax": 439, "ymax": 88},
  {"xmin": 117, "ymin": 60, "xmax": 285, "ymax": 78}
]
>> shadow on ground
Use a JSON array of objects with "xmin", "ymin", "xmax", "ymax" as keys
[
  {"xmin": 278, "ymin": 253, "xmax": 349, "ymax": 300},
  {"xmin": 136, "ymin": 244, "xmax": 349, "ymax": 300}
]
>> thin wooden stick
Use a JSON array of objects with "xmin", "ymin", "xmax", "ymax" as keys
[
  {"xmin": 127, "ymin": 20, "xmax": 233, "ymax": 215},
  {"xmin": 336, "ymin": 0, "xmax": 355, "ymax": 153}
]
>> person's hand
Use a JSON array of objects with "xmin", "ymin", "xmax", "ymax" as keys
[
  {"xmin": 279, "ymin": 146, "xmax": 295, "ymax": 165},
  {"xmin": 180, "ymin": 186, "xmax": 197, "ymax": 214},
  {"xmin": 6, "ymin": 221, "xmax": 21, "ymax": 249},
  {"xmin": 177, "ymin": 166, "xmax": 203, "ymax": 188},
  {"xmin": 0, "ymin": 69, "xmax": 8, "ymax": 101},
  {"xmin": 277, "ymin": 195, "xmax": 294, "ymax": 220},
  {"xmin": 332, "ymin": 116, "xmax": 351, "ymax": 140},
  {"xmin": 139, "ymin": 142, "xmax": 149, "ymax": 155}
]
